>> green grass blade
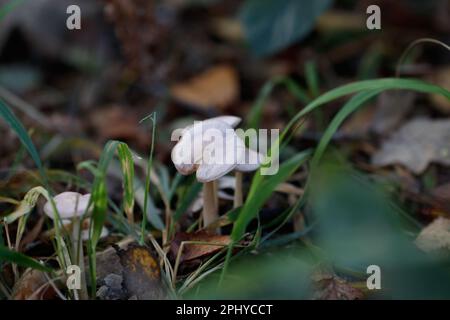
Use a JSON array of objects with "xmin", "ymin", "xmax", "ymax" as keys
[
  {"xmin": 0, "ymin": 99, "xmax": 47, "ymax": 182},
  {"xmin": 140, "ymin": 112, "xmax": 157, "ymax": 244},
  {"xmin": 305, "ymin": 60, "xmax": 320, "ymax": 97},
  {"xmin": 117, "ymin": 143, "xmax": 135, "ymax": 223},
  {"xmin": 0, "ymin": 245, "xmax": 52, "ymax": 272},
  {"xmin": 281, "ymin": 78, "xmax": 450, "ymax": 141},
  {"xmin": 231, "ymin": 149, "xmax": 311, "ymax": 241},
  {"xmin": 87, "ymin": 140, "xmax": 119, "ymax": 297},
  {"xmin": 311, "ymin": 89, "xmax": 384, "ymax": 167},
  {"xmin": 173, "ymin": 180, "xmax": 202, "ymax": 221},
  {"xmin": 0, "ymin": 0, "xmax": 26, "ymax": 21},
  {"xmin": 3, "ymin": 186, "xmax": 50, "ymax": 224},
  {"xmin": 89, "ymin": 140, "xmax": 120, "ymax": 247},
  {"xmin": 247, "ymin": 76, "xmax": 310, "ymax": 129}
]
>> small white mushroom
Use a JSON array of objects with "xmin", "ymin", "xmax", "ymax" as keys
[
  {"xmin": 43, "ymin": 191, "xmax": 90, "ymax": 299},
  {"xmin": 190, "ymin": 177, "xmax": 236, "ymax": 212},
  {"xmin": 171, "ymin": 116, "xmax": 245, "ymax": 227},
  {"xmin": 43, "ymin": 192, "xmax": 91, "ymax": 220}
]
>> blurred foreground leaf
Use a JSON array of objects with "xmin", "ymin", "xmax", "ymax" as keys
[
  {"xmin": 239, "ymin": 0, "xmax": 332, "ymax": 56},
  {"xmin": 188, "ymin": 249, "xmax": 312, "ymax": 299},
  {"xmin": 310, "ymin": 160, "xmax": 450, "ymax": 299}
]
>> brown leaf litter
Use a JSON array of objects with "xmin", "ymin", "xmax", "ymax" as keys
[
  {"xmin": 372, "ymin": 117, "xmax": 450, "ymax": 174},
  {"xmin": 170, "ymin": 65, "xmax": 239, "ymax": 111},
  {"xmin": 415, "ymin": 217, "xmax": 450, "ymax": 255}
]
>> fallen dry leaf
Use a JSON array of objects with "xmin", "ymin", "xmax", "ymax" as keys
[
  {"xmin": 431, "ymin": 183, "xmax": 450, "ymax": 203},
  {"xmin": 371, "ymin": 91, "xmax": 416, "ymax": 135},
  {"xmin": 312, "ymin": 272, "xmax": 364, "ymax": 300},
  {"xmin": 210, "ymin": 18, "xmax": 245, "ymax": 43},
  {"xmin": 372, "ymin": 118, "xmax": 450, "ymax": 174},
  {"xmin": 89, "ymin": 105, "xmax": 148, "ymax": 147},
  {"xmin": 423, "ymin": 183, "xmax": 450, "ymax": 214},
  {"xmin": 340, "ymin": 104, "xmax": 376, "ymax": 137},
  {"xmin": 170, "ymin": 231, "xmax": 231, "ymax": 263},
  {"xmin": 12, "ymin": 268, "xmax": 54, "ymax": 300},
  {"xmin": 415, "ymin": 217, "xmax": 450, "ymax": 254},
  {"xmin": 171, "ymin": 65, "xmax": 239, "ymax": 110}
]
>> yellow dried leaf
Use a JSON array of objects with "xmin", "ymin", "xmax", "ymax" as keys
[{"xmin": 171, "ymin": 65, "xmax": 239, "ymax": 110}]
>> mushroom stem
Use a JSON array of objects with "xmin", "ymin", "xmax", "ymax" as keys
[
  {"xmin": 72, "ymin": 217, "xmax": 81, "ymax": 265},
  {"xmin": 126, "ymin": 209, "xmax": 134, "ymax": 225},
  {"xmin": 213, "ymin": 180, "xmax": 219, "ymax": 212},
  {"xmin": 234, "ymin": 171, "xmax": 243, "ymax": 208},
  {"xmin": 72, "ymin": 217, "xmax": 88, "ymax": 300},
  {"xmin": 202, "ymin": 181, "xmax": 218, "ymax": 227}
]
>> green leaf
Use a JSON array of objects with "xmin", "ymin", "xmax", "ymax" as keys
[
  {"xmin": 239, "ymin": 0, "xmax": 332, "ymax": 56},
  {"xmin": 173, "ymin": 180, "xmax": 202, "ymax": 221},
  {"xmin": 89, "ymin": 141, "xmax": 120, "ymax": 248},
  {"xmin": 117, "ymin": 143, "xmax": 135, "ymax": 223},
  {"xmin": 0, "ymin": 246, "xmax": 52, "ymax": 272},
  {"xmin": 0, "ymin": 0, "xmax": 26, "ymax": 21},
  {"xmin": 3, "ymin": 186, "xmax": 50, "ymax": 224},
  {"xmin": 247, "ymin": 76, "xmax": 310, "ymax": 129},
  {"xmin": 311, "ymin": 89, "xmax": 384, "ymax": 167},
  {"xmin": 0, "ymin": 99, "xmax": 46, "ymax": 181},
  {"xmin": 282, "ymin": 78, "xmax": 450, "ymax": 141}
]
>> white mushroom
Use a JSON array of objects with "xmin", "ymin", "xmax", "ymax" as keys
[
  {"xmin": 171, "ymin": 116, "xmax": 246, "ymax": 227},
  {"xmin": 43, "ymin": 192, "xmax": 91, "ymax": 220},
  {"xmin": 190, "ymin": 177, "xmax": 236, "ymax": 212},
  {"xmin": 43, "ymin": 191, "xmax": 90, "ymax": 299}
]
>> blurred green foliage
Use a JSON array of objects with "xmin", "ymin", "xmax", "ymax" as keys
[
  {"xmin": 239, "ymin": 0, "xmax": 332, "ymax": 56},
  {"xmin": 309, "ymin": 158, "xmax": 450, "ymax": 299}
]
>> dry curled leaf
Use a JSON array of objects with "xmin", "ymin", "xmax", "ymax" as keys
[
  {"xmin": 171, "ymin": 65, "xmax": 239, "ymax": 110},
  {"xmin": 431, "ymin": 183, "xmax": 450, "ymax": 203},
  {"xmin": 170, "ymin": 231, "xmax": 231, "ymax": 264},
  {"xmin": 89, "ymin": 105, "xmax": 148, "ymax": 147},
  {"xmin": 425, "ymin": 183, "xmax": 450, "ymax": 214},
  {"xmin": 372, "ymin": 118, "xmax": 450, "ymax": 174},
  {"xmin": 12, "ymin": 268, "xmax": 54, "ymax": 300},
  {"xmin": 371, "ymin": 91, "xmax": 416, "ymax": 135},
  {"xmin": 312, "ymin": 272, "xmax": 364, "ymax": 300},
  {"xmin": 415, "ymin": 217, "xmax": 450, "ymax": 255}
]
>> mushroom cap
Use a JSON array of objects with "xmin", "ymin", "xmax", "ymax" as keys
[
  {"xmin": 206, "ymin": 116, "xmax": 241, "ymax": 128},
  {"xmin": 177, "ymin": 116, "xmax": 241, "ymax": 138},
  {"xmin": 171, "ymin": 117, "xmax": 246, "ymax": 182},
  {"xmin": 44, "ymin": 192, "xmax": 91, "ymax": 220}
]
